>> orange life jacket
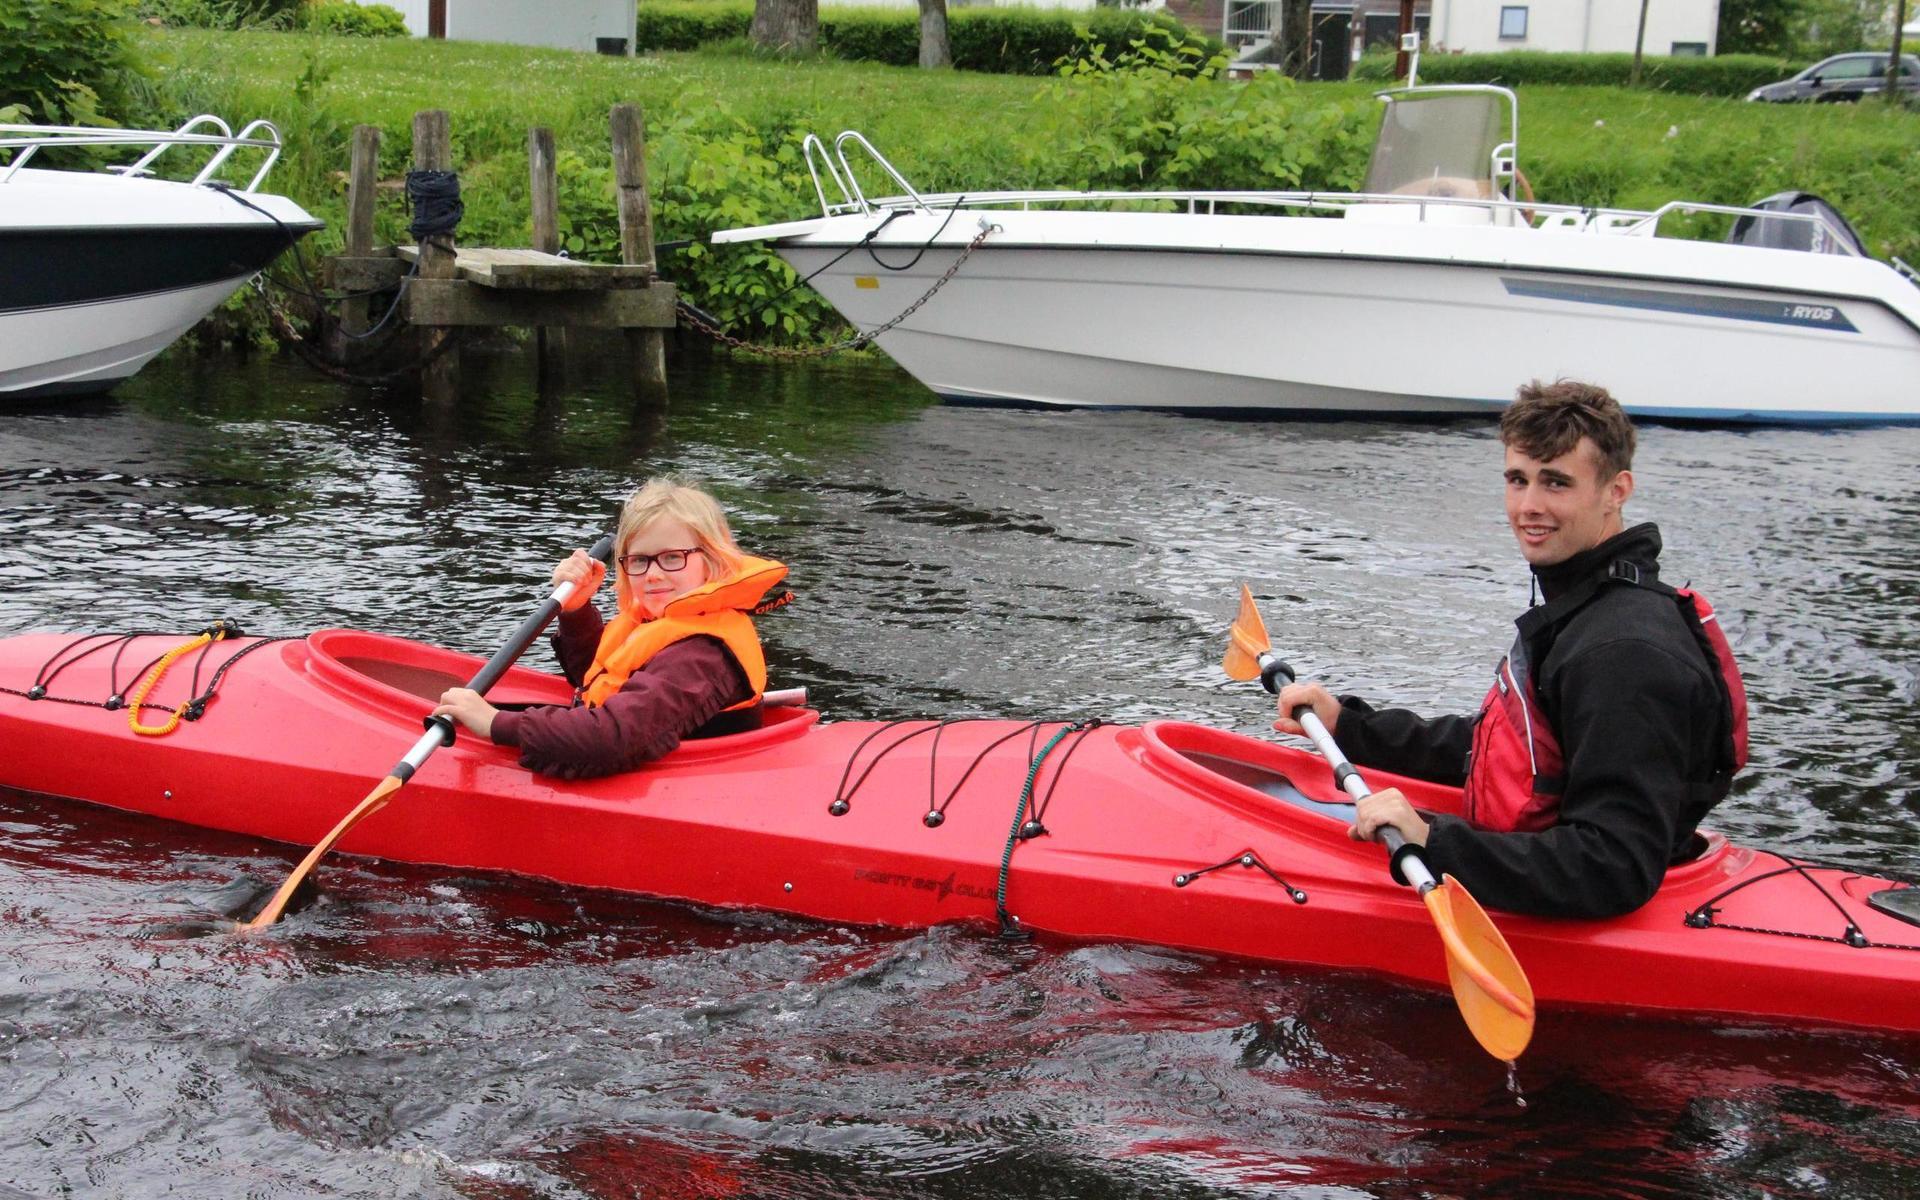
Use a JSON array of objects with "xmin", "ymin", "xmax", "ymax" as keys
[{"xmin": 576, "ymin": 555, "xmax": 789, "ymax": 710}]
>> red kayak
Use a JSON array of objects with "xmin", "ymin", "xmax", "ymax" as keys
[{"xmin": 2, "ymin": 626, "xmax": 1916, "ymax": 1036}]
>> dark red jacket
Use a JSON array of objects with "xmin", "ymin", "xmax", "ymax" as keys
[{"xmin": 489, "ymin": 605, "xmax": 751, "ymax": 779}]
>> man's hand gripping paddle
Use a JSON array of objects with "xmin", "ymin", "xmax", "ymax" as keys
[
  {"xmin": 1225, "ymin": 584, "xmax": 1536, "ymax": 1062},
  {"xmin": 240, "ymin": 535, "xmax": 617, "ymax": 930}
]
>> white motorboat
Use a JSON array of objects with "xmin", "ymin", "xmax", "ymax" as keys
[
  {"xmin": 713, "ymin": 85, "xmax": 1920, "ymax": 424},
  {"xmin": 0, "ymin": 117, "xmax": 323, "ymax": 399}
]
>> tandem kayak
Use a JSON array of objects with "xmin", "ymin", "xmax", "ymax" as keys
[{"xmin": 2, "ymin": 626, "xmax": 1916, "ymax": 1037}]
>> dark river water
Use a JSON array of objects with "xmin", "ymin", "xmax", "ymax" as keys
[{"xmin": 2, "ymin": 344, "xmax": 1917, "ymax": 1198}]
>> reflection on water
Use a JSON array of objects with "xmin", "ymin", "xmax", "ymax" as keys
[{"xmin": 1, "ymin": 341, "xmax": 1917, "ymax": 1197}]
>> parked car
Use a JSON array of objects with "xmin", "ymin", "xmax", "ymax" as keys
[{"xmin": 1747, "ymin": 52, "xmax": 1920, "ymax": 102}]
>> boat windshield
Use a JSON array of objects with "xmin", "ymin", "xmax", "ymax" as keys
[{"xmin": 1362, "ymin": 90, "xmax": 1510, "ymax": 199}]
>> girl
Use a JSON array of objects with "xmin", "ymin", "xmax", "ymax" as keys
[{"xmin": 432, "ymin": 477, "xmax": 789, "ymax": 779}]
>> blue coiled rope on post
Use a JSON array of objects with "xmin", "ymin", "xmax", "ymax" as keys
[{"xmin": 405, "ymin": 170, "xmax": 463, "ymax": 241}]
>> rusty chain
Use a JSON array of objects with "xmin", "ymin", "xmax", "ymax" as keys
[
  {"xmin": 676, "ymin": 222, "xmax": 999, "ymax": 359},
  {"xmin": 249, "ymin": 221, "xmax": 993, "ymax": 378},
  {"xmin": 249, "ymin": 275, "xmax": 467, "ymax": 388}
]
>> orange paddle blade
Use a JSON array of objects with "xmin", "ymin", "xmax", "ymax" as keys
[
  {"xmin": 1423, "ymin": 878, "xmax": 1536, "ymax": 1061},
  {"xmin": 240, "ymin": 774, "xmax": 407, "ymax": 930},
  {"xmin": 1222, "ymin": 584, "xmax": 1271, "ymax": 682}
]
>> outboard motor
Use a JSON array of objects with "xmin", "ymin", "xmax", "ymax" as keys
[{"xmin": 1727, "ymin": 191, "xmax": 1870, "ymax": 257}]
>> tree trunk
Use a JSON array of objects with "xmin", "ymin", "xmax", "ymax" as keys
[
  {"xmin": 1630, "ymin": 0, "xmax": 1650, "ymax": 87},
  {"xmin": 750, "ymin": 0, "xmax": 818, "ymax": 54},
  {"xmin": 1889, "ymin": 0, "xmax": 1909, "ymax": 105},
  {"xmin": 1276, "ymin": 0, "xmax": 1312, "ymax": 79},
  {"xmin": 1394, "ymin": 0, "xmax": 1414, "ymax": 80},
  {"xmin": 918, "ymin": 0, "xmax": 951, "ymax": 69}
]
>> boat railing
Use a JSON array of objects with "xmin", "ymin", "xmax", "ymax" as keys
[
  {"xmin": 801, "ymin": 133, "xmax": 864, "ymax": 218},
  {"xmin": 852, "ymin": 186, "xmax": 1578, "ymax": 223},
  {"xmin": 1627, "ymin": 199, "xmax": 1869, "ymax": 258},
  {"xmin": 829, "ymin": 131, "xmax": 934, "ymax": 216},
  {"xmin": 825, "ymin": 184, "xmax": 1874, "ymax": 255},
  {"xmin": 0, "ymin": 115, "xmax": 285, "ymax": 191}
]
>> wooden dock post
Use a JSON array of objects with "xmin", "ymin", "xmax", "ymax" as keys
[
  {"xmin": 611, "ymin": 103, "xmax": 668, "ymax": 401},
  {"xmin": 333, "ymin": 125, "xmax": 382, "ymax": 360},
  {"xmin": 318, "ymin": 115, "xmax": 677, "ymax": 398},
  {"xmin": 528, "ymin": 126, "xmax": 560, "ymax": 376},
  {"xmin": 413, "ymin": 109, "xmax": 459, "ymax": 405}
]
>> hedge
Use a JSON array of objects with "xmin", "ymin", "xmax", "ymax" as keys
[
  {"xmin": 1353, "ymin": 50, "xmax": 1805, "ymax": 97},
  {"xmin": 0, "ymin": 0, "xmax": 143, "ymax": 124},
  {"xmin": 635, "ymin": 2, "xmax": 1221, "ymax": 75}
]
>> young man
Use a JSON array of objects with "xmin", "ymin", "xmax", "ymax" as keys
[{"xmin": 1276, "ymin": 381, "xmax": 1744, "ymax": 919}]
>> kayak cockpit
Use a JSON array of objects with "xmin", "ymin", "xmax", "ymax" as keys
[
  {"xmin": 299, "ymin": 628, "xmax": 822, "ymax": 756},
  {"xmin": 1133, "ymin": 720, "xmax": 1468, "ymax": 826},
  {"xmin": 302, "ymin": 628, "xmax": 575, "ymax": 717},
  {"xmin": 1136, "ymin": 721, "xmax": 1351, "ymax": 824}
]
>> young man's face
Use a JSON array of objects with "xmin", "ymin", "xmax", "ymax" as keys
[{"xmin": 1503, "ymin": 437, "xmax": 1634, "ymax": 568}]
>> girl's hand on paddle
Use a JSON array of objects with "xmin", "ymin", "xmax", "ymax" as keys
[
  {"xmin": 552, "ymin": 549, "xmax": 607, "ymax": 612},
  {"xmin": 1274, "ymin": 682, "xmax": 1340, "ymax": 737},
  {"xmin": 1350, "ymin": 787, "xmax": 1429, "ymax": 848},
  {"xmin": 433, "ymin": 687, "xmax": 498, "ymax": 739}
]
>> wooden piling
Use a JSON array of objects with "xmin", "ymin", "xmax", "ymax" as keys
[
  {"xmin": 319, "ymin": 112, "xmax": 677, "ymax": 399},
  {"xmin": 528, "ymin": 126, "xmax": 559, "ymax": 375},
  {"xmin": 610, "ymin": 103, "xmax": 667, "ymax": 400},
  {"xmin": 335, "ymin": 125, "xmax": 382, "ymax": 357},
  {"xmin": 413, "ymin": 109, "xmax": 458, "ymax": 405}
]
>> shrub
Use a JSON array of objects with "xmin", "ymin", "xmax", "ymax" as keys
[
  {"xmin": 134, "ymin": 0, "xmax": 303, "ymax": 28},
  {"xmin": 0, "ymin": 0, "xmax": 143, "ymax": 125},
  {"xmin": 1034, "ymin": 40, "xmax": 1373, "ymax": 193},
  {"xmin": 1352, "ymin": 50, "xmax": 1804, "ymax": 97},
  {"xmin": 635, "ymin": 2, "xmax": 1221, "ymax": 75},
  {"xmin": 303, "ymin": 2, "xmax": 409, "ymax": 37},
  {"xmin": 634, "ymin": 2, "xmax": 752, "ymax": 51}
]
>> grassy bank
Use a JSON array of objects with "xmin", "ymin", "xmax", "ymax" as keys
[{"xmin": 140, "ymin": 29, "xmax": 1920, "ymax": 344}]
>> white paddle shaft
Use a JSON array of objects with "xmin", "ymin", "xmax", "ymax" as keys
[{"xmin": 1263, "ymin": 651, "xmax": 1440, "ymax": 895}]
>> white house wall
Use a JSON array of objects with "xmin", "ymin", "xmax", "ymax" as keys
[
  {"xmin": 823, "ymin": 0, "xmax": 1101, "ymax": 7},
  {"xmin": 358, "ymin": 0, "xmax": 637, "ymax": 51},
  {"xmin": 1430, "ymin": 0, "xmax": 1719, "ymax": 55},
  {"xmin": 376, "ymin": 0, "xmax": 430, "ymax": 34}
]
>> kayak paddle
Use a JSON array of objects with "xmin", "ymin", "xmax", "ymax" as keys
[
  {"xmin": 241, "ymin": 534, "xmax": 616, "ymax": 930},
  {"xmin": 1224, "ymin": 584, "xmax": 1536, "ymax": 1061}
]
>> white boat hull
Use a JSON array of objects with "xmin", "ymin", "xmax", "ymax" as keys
[
  {"xmin": 1, "ymin": 142, "xmax": 322, "ymax": 400},
  {"xmin": 0, "ymin": 275, "xmax": 254, "ymax": 397},
  {"xmin": 746, "ymin": 209, "xmax": 1920, "ymax": 424}
]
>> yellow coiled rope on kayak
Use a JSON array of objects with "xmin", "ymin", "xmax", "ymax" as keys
[{"xmin": 127, "ymin": 626, "xmax": 232, "ymax": 736}]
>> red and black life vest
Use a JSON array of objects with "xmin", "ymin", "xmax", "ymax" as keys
[{"xmin": 1460, "ymin": 562, "xmax": 1749, "ymax": 834}]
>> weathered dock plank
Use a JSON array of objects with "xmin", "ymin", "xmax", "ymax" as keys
[{"xmin": 393, "ymin": 245, "xmax": 654, "ymax": 291}]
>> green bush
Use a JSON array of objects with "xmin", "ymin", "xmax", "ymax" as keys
[
  {"xmin": 304, "ymin": 2, "xmax": 409, "ymax": 37},
  {"xmin": 634, "ymin": 1, "xmax": 751, "ymax": 51},
  {"xmin": 135, "ymin": 0, "xmax": 303, "ymax": 28},
  {"xmin": 1035, "ymin": 33, "xmax": 1372, "ymax": 193},
  {"xmin": 636, "ymin": 2, "xmax": 1220, "ymax": 75},
  {"xmin": 1353, "ymin": 50, "xmax": 1804, "ymax": 97},
  {"xmin": 0, "ymin": 0, "xmax": 146, "ymax": 125}
]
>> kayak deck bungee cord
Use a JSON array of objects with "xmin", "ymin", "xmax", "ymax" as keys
[{"xmin": 1, "ymin": 625, "xmax": 1916, "ymax": 1040}]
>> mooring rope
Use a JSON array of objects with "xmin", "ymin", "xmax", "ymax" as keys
[{"xmin": 405, "ymin": 169, "xmax": 464, "ymax": 242}]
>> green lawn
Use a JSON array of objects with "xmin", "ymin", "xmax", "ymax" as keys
[{"xmin": 139, "ymin": 28, "xmax": 1920, "ymax": 341}]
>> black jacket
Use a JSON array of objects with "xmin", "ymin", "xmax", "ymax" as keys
[{"xmin": 1335, "ymin": 523, "xmax": 1730, "ymax": 919}]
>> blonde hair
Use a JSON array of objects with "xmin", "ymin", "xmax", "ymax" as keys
[{"xmin": 612, "ymin": 476, "xmax": 744, "ymax": 614}]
